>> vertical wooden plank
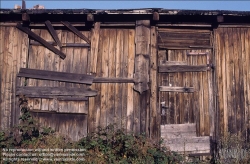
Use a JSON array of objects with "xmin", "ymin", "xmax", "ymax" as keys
[
  {"xmin": 6, "ymin": 27, "xmax": 13, "ymax": 128},
  {"xmin": 78, "ymin": 31, "xmax": 89, "ymax": 114},
  {"xmin": 226, "ymin": 28, "xmax": 233, "ymax": 134},
  {"xmin": 58, "ymin": 30, "xmax": 68, "ymax": 112},
  {"xmin": 0, "ymin": 27, "xmax": 3, "ymax": 128},
  {"xmin": 122, "ymin": 29, "xmax": 128, "ymax": 130},
  {"xmin": 11, "ymin": 28, "xmax": 18, "ymax": 126},
  {"xmin": 127, "ymin": 29, "xmax": 135, "ymax": 132},
  {"xmin": 246, "ymin": 29, "xmax": 250, "ymax": 142},
  {"xmin": 186, "ymin": 50, "xmax": 193, "ymax": 123},
  {"xmin": 149, "ymin": 26, "xmax": 159, "ymax": 139},
  {"xmin": 158, "ymin": 50, "xmax": 168, "ymax": 125},
  {"xmin": 39, "ymin": 29, "xmax": 50, "ymax": 111},
  {"xmin": 1, "ymin": 26, "xmax": 8, "ymax": 129},
  {"xmin": 203, "ymin": 50, "xmax": 209, "ymax": 136},
  {"xmin": 115, "ymin": 29, "xmax": 123, "ymax": 129},
  {"xmin": 235, "ymin": 28, "xmax": 243, "ymax": 135},
  {"xmin": 178, "ymin": 50, "xmax": 184, "ymax": 124},
  {"xmin": 208, "ymin": 50, "xmax": 214, "ymax": 138},
  {"xmin": 244, "ymin": 28, "xmax": 250, "ymax": 142},
  {"xmin": 88, "ymin": 22, "xmax": 100, "ymax": 133},
  {"xmin": 198, "ymin": 50, "xmax": 205, "ymax": 136},
  {"xmin": 100, "ymin": 29, "xmax": 109, "ymax": 128},
  {"xmin": 192, "ymin": 49, "xmax": 199, "ymax": 135},
  {"xmin": 107, "ymin": 29, "xmax": 116, "ymax": 126},
  {"xmin": 168, "ymin": 50, "xmax": 175, "ymax": 124}
]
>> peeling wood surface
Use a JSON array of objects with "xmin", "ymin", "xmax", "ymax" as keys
[{"xmin": 18, "ymin": 68, "xmax": 94, "ymax": 84}]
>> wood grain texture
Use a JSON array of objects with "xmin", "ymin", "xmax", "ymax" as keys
[
  {"xmin": 45, "ymin": 20, "xmax": 62, "ymax": 47},
  {"xmin": 159, "ymin": 86, "xmax": 194, "ymax": 93}
]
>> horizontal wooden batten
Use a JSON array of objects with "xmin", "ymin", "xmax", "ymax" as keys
[
  {"xmin": 159, "ymin": 86, "xmax": 195, "ymax": 93},
  {"xmin": 159, "ymin": 46, "xmax": 211, "ymax": 50},
  {"xmin": 17, "ymin": 68, "xmax": 94, "ymax": 84},
  {"xmin": 16, "ymin": 87, "xmax": 97, "ymax": 97},
  {"xmin": 159, "ymin": 64, "xmax": 208, "ymax": 72},
  {"xmin": 29, "ymin": 110, "xmax": 87, "ymax": 115},
  {"xmin": 93, "ymin": 77, "xmax": 135, "ymax": 83},
  {"xmin": 187, "ymin": 52, "xmax": 208, "ymax": 55},
  {"xmin": 160, "ymin": 60, "xmax": 187, "ymax": 65},
  {"xmin": 30, "ymin": 40, "xmax": 90, "ymax": 47},
  {"xmin": 16, "ymin": 23, "xmax": 67, "ymax": 59},
  {"xmin": 20, "ymin": 95, "xmax": 88, "ymax": 101}
]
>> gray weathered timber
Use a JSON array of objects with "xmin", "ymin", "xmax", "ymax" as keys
[
  {"xmin": 17, "ymin": 68, "xmax": 94, "ymax": 84},
  {"xmin": 45, "ymin": 20, "xmax": 62, "ymax": 47},
  {"xmin": 16, "ymin": 87, "xmax": 97, "ymax": 97},
  {"xmin": 16, "ymin": 23, "xmax": 66, "ymax": 59},
  {"xmin": 159, "ymin": 64, "xmax": 208, "ymax": 72},
  {"xmin": 61, "ymin": 21, "xmax": 90, "ymax": 44},
  {"xmin": 159, "ymin": 86, "xmax": 195, "ymax": 93}
]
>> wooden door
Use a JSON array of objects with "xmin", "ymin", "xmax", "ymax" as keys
[{"xmin": 158, "ymin": 49, "xmax": 213, "ymax": 136}]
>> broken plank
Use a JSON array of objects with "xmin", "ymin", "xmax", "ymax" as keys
[
  {"xmin": 45, "ymin": 20, "xmax": 62, "ymax": 47},
  {"xmin": 159, "ymin": 86, "xmax": 195, "ymax": 93},
  {"xmin": 16, "ymin": 23, "xmax": 66, "ymax": 59},
  {"xmin": 93, "ymin": 77, "xmax": 135, "ymax": 83},
  {"xmin": 16, "ymin": 86, "xmax": 97, "ymax": 97},
  {"xmin": 17, "ymin": 68, "xmax": 94, "ymax": 84},
  {"xmin": 61, "ymin": 21, "xmax": 90, "ymax": 44},
  {"xmin": 159, "ymin": 64, "xmax": 208, "ymax": 72}
]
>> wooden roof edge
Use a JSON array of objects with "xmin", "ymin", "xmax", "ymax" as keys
[{"xmin": 1, "ymin": 8, "xmax": 250, "ymax": 16}]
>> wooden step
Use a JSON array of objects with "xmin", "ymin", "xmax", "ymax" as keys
[
  {"xmin": 161, "ymin": 123, "xmax": 196, "ymax": 138},
  {"xmin": 161, "ymin": 124, "xmax": 210, "ymax": 154},
  {"xmin": 162, "ymin": 136, "xmax": 210, "ymax": 154}
]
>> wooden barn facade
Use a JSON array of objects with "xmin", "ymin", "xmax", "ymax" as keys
[{"xmin": 0, "ymin": 8, "xmax": 250, "ymax": 154}]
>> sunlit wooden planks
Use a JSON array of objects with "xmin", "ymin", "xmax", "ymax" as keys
[{"xmin": 159, "ymin": 64, "xmax": 208, "ymax": 72}]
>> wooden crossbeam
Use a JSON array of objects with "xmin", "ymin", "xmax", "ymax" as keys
[
  {"xmin": 20, "ymin": 95, "xmax": 88, "ymax": 101},
  {"xmin": 16, "ymin": 87, "xmax": 97, "ymax": 97},
  {"xmin": 61, "ymin": 21, "xmax": 91, "ymax": 44},
  {"xmin": 30, "ymin": 40, "xmax": 90, "ymax": 47},
  {"xmin": 159, "ymin": 64, "xmax": 208, "ymax": 72},
  {"xmin": 93, "ymin": 77, "xmax": 135, "ymax": 83},
  {"xmin": 45, "ymin": 20, "xmax": 62, "ymax": 47},
  {"xmin": 17, "ymin": 68, "xmax": 94, "ymax": 84},
  {"xmin": 16, "ymin": 23, "xmax": 66, "ymax": 59}
]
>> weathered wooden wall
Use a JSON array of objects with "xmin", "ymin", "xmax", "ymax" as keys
[
  {"xmin": 0, "ymin": 26, "xmax": 28, "ymax": 130},
  {"xmin": 214, "ymin": 28, "xmax": 250, "ymax": 141},
  {"xmin": 0, "ymin": 23, "xmax": 249, "ymax": 143}
]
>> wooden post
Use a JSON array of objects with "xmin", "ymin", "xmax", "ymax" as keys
[{"xmin": 134, "ymin": 20, "xmax": 150, "ymax": 136}]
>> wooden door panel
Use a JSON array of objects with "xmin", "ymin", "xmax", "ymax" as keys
[{"xmin": 159, "ymin": 49, "xmax": 212, "ymax": 136}]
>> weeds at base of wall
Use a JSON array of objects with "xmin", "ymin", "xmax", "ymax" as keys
[
  {"xmin": 2, "ymin": 96, "xmax": 241, "ymax": 164},
  {"xmin": 213, "ymin": 131, "xmax": 250, "ymax": 164}
]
